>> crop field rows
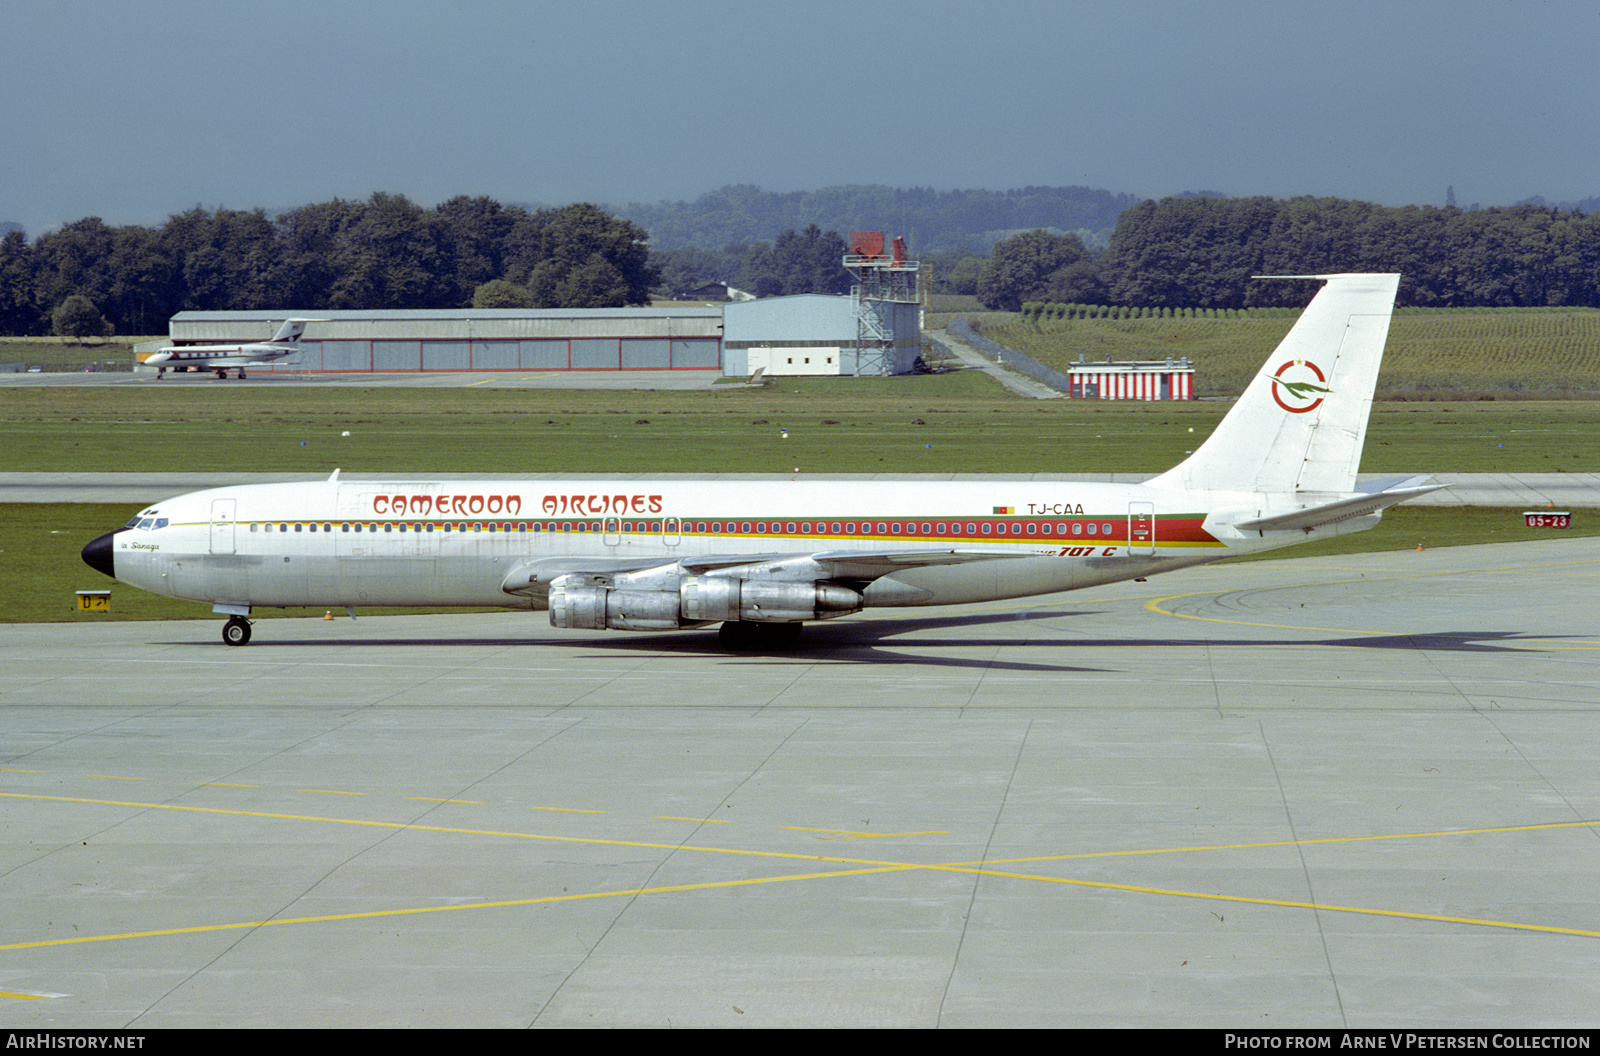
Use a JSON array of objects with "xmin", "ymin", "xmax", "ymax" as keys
[{"xmin": 980, "ymin": 308, "xmax": 1600, "ymax": 398}]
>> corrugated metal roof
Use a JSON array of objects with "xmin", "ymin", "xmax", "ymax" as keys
[
  {"xmin": 170, "ymin": 308, "xmax": 720, "ymax": 322},
  {"xmin": 170, "ymin": 307, "xmax": 724, "ymax": 342}
]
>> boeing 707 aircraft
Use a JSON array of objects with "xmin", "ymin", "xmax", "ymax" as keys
[
  {"xmin": 83, "ymin": 274, "xmax": 1437, "ymax": 649},
  {"xmin": 142, "ymin": 318, "xmax": 316, "ymax": 379}
]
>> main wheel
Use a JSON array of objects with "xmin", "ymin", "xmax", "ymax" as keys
[{"xmin": 222, "ymin": 616, "xmax": 252, "ymax": 646}]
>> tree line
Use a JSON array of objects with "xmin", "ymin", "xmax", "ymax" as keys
[
  {"xmin": 11, "ymin": 188, "xmax": 1600, "ymax": 338},
  {"xmin": 972, "ymin": 196, "xmax": 1600, "ymax": 311},
  {"xmin": 0, "ymin": 194, "xmax": 658, "ymax": 337}
]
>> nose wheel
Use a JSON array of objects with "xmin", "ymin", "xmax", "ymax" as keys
[{"xmin": 222, "ymin": 616, "xmax": 252, "ymax": 646}]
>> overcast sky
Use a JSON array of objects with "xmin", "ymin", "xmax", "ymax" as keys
[{"xmin": 4, "ymin": 0, "xmax": 1596, "ymax": 235}]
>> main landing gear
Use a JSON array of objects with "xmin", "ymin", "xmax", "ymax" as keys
[
  {"xmin": 222, "ymin": 616, "xmax": 253, "ymax": 646},
  {"xmin": 717, "ymin": 621, "xmax": 802, "ymax": 651}
]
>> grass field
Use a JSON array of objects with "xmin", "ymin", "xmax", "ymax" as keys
[
  {"xmin": 978, "ymin": 307, "xmax": 1600, "ymax": 399},
  {"xmin": 3, "ymin": 376, "xmax": 1598, "ymax": 475},
  {"xmin": 0, "ymin": 336, "xmax": 162, "ymax": 372}
]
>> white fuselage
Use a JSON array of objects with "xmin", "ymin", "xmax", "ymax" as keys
[
  {"xmin": 143, "ymin": 342, "xmax": 297, "ymax": 370},
  {"xmin": 89, "ymin": 276, "xmax": 1414, "ymax": 645},
  {"xmin": 106, "ymin": 476, "xmax": 1375, "ymax": 615}
]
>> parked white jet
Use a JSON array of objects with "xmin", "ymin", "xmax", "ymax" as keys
[
  {"xmin": 84, "ymin": 274, "xmax": 1438, "ymax": 649},
  {"xmin": 142, "ymin": 318, "xmax": 316, "ymax": 379}
]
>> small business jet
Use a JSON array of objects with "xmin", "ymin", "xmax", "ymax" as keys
[
  {"xmin": 84, "ymin": 274, "xmax": 1438, "ymax": 650},
  {"xmin": 142, "ymin": 318, "xmax": 315, "ymax": 379}
]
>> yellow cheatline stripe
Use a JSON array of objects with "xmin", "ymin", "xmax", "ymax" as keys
[
  {"xmin": 780, "ymin": 827, "xmax": 949, "ymax": 840},
  {"xmin": 1145, "ymin": 589, "xmax": 1408, "ymax": 636},
  {"xmin": 3, "ymin": 791, "xmax": 1599, "ymax": 949},
  {"xmin": 975, "ymin": 818, "xmax": 1600, "ymax": 867},
  {"xmin": 1147, "ymin": 557, "xmax": 1600, "ymax": 635},
  {"xmin": 927, "ymin": 864, "xmax": 1600, "ymax": 941},
  {"xmin": 0, "ymin": 791, "xmax": 868, "ymax": 866},
  {"xmin": 0, "ymin": 866, "xmax": 921, "ymax": 953}
]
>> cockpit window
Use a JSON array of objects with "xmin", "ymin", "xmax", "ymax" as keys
[{"xmin": 138, "ymin": 518, "xmax": 155, "ymax": 530}]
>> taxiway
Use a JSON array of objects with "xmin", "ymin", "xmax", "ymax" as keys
[{"xmin": 2, "ymin": 537, "xmax": 1597, "ymax": 1027}]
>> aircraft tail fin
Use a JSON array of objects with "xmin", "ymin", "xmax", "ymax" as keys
[
  {"xmin": 1148, "ymin": 273, "xmax": 1400, "ymax": 495},
  {"xmin": 268, "ymin": 319, "xmax": 315, "ymax": 344}
]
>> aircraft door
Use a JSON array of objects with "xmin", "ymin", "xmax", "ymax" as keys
[
  {"xmin": 1128, "ymin": 502, "xmax": 1155, "ymax": 556},
  {"xmin": 209, "ymin": 499, "xmax": 237, "ymax": 555},
  {"xmin": 662, "ymin": 517, "xmax": 681, "ymax": 546}
]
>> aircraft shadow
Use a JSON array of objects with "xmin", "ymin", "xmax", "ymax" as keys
[{"xmin": 150, "ymin": 608, "xmax": 1557, "ymax": 677}]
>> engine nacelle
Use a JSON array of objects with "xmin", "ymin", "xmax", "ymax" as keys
[
  {"xmin": 682, "ymin": 577, "xmax": 862, "ymax": 623},
  {"xmin": 548, "ymin": 584, "xmax": 685, "ymax": 631},
  {"xmin": 549, "ymin": 573, "xmax": 863, "ymax": 631}
]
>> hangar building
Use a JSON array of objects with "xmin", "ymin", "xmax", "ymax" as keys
[
  {"xmin": 136, "ymin": 233, "xmax": 923, "ymax": 378},
  {"xmin": 145, "ymin": 307, "xmax": 725, "ymax": 374},
  {"xmin": 141, "ymin": 297, "xmax": 920, "ymax": 378}
]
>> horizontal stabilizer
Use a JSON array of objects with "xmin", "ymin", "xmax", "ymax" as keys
[{"xmin": 1233, "ymin": 477, "xmax": 1445, "ymax": 533}]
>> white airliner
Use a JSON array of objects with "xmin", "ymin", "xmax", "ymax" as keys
[
  {"xmin": 84, "ymin": 274, "xmax": 1438, "ymax": 649},
  {"xmin": 142, "ymin": 318, "xmax": 316, "ymax": 379}
]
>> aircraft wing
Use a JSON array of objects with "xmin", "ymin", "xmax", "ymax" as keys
[
  {"xmin": 500, "ymin": 546, "xmax": 1029, "ymax": 597},
  {"xmin": 1232, "ymin": 476, "xmax": 1445, "ymax": 533}
]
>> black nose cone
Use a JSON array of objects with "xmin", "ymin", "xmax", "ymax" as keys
[{"xmin": 82, "ymin": 531, "xmax": 118, "ymax": 579}]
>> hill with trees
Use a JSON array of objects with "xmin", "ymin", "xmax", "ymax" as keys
[{"xmin": 615, "ymin": 184, "xmax": 1138, "ymax": 253}]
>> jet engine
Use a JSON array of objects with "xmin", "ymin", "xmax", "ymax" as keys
[{"xmin": 547, "ymin": 570, "xmax": 863, "ymax": 631}]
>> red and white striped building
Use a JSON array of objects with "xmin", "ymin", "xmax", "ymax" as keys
[{"xmin": 1066, "ymin": 358, "xmax": 1195, "ymax": 400}]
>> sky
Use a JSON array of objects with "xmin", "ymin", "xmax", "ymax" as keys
[{"xmin": 4, "ymin": 0, "xmax": 1598, "ymax": 236}]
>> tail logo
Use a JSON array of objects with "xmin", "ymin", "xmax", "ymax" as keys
[{"xmin": 1269, "ymin": 360, "xmax": 1330, "ymax": 413}]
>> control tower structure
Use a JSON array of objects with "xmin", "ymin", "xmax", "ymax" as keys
[{"xmin": 845, "ymin": 232, "xmax": 921, "ymax": 376}]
